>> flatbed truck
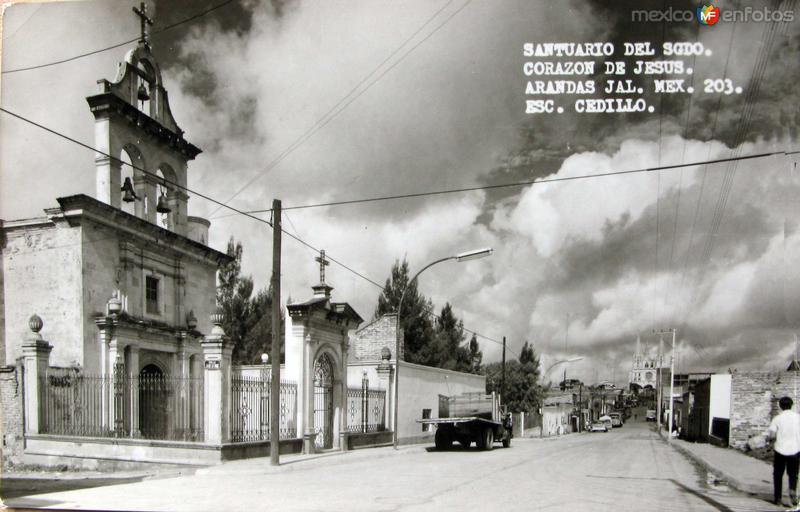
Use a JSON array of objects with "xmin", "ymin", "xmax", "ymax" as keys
[{"xmin": 417, "ymin": 392, "xmax": 513, "ymax": 450}]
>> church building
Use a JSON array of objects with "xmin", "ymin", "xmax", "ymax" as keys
[
  {"xmin": 0, "ymin": 3, "xmax": 229, "ymax": 444},
  {"xmin": 629, "ymin": 335, "xmax": 663, "ymax": 391}
]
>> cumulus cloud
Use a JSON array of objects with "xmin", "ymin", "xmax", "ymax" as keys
[{"xmin": 2, "ymin": 0, "xmax": 799, "ymax": 385}]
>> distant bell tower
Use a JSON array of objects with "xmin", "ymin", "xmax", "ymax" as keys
[
  {"xmin": 629, "ymin": 335, "xmax": 658, "ymax": 390},
  {"xmin": 86, "ymin": 1, "xmax": 201, "ymax": 236}
]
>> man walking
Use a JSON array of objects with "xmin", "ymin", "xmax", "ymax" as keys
[{"xmin": 767, "ymin": 396, "xmax": 800, "ymax": 508}]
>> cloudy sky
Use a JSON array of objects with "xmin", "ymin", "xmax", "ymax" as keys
[{"xmin": 1, "ymin": 0, "xmax": 798, "ymax": 384}]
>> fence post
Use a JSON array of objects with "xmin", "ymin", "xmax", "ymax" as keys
[
  {"xmin": 376, "ymin": 348, "xmax": 393, "ymax": 432},
  {"xmin": 361, "ymin": 370, "xmax": 368, "ymax": 433},
  {"xmin": 201, "ymin": 309, "xmax": 233, "ymax": 445},
  {"xmin": 22, "ymin": 314, "xmax": 52, "ymax": 434}
]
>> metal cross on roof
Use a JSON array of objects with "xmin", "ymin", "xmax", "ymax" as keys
[
  {"xmin": 133, "ymin": 2, "xmax": 154, "ymax": 46},
  {"xmin": 315, "ymin": 250, "xmax": 329, "ymax": 284}
]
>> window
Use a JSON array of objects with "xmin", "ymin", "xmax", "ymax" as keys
[
  {"xmin": 422, "ymin": 409, "xmax": 431, "ymax": 432},
  {"xmin": 145, "ymin": 275, "xmax": 159, "ymax": 314}
]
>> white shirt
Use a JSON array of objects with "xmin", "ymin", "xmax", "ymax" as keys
[{"xmin": 768, "ymin": 409, "xmax": 800, "ymax": 456}]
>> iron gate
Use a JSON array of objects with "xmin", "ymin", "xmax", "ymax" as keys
[{"xmin": 313, "ymin": 353, "xmax": 334, "ymax": 449}]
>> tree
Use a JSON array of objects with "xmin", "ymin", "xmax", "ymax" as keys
[
  {"xmin": 217, "ymin": 237, "xmax": 275, "ymax": 365},
  {"xmin": 468, "ymin": 333, "xmax": 483, "ymax": 373},
  {"xmin": 374, "ymin": 258, "xmax": 434, "ymax": 366},
  {"xmin": 374, "ymin": 260, "xmax": 482, "ymax": 373},
  {"xmin": 485, "ymin": 342, "xmax": 541, "ymax": 413}
]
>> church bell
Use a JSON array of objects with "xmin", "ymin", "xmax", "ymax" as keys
[
  {"xmin": 121, "ymin": 177, "xmax": 138, "ymax": 202},
  {"xmin": 156, "ymin": 191, "xmax": 171, "ymax": 213},
  {"xmin": 137, "ymin": 81, "xmax": 150, "ymax": 102}
]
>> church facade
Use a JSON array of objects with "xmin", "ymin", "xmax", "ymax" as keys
[
  {"xmin": 1, "ymin": 5, "xmax": 230, "ymax": 454},
  {"xmin": 629, "ymin": 336, "xmax": 663, "ymax": 391}
]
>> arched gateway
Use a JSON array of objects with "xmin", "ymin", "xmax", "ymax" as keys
[{"xmin": 284, "ymin": 251, "xmax": 363, "ymax": 453}]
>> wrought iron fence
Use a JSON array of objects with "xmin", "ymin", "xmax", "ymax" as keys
[
  {"xmin": 40, "ymin": 367, "xmax": 204, "ymax": 441},
  {"xmin": 229, "ymin": 373, "xmax": 298, "ymax": 443},
  {"xmin": 346, "ymin": 386, "xmax": 386, "ymax": 433}
]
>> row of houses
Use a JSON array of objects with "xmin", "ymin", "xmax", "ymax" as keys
[{"xmin": 630, "ymin": 337, "xmax": 800, "ymax": 460}]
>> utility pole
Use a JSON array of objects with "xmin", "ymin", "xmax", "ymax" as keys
[
  {"xmin": 563, "ymin": 314, "xmax": 570, "ymax": 388},
  {"xmin": 656, "ymin": 332, "xmax": 663, "ymax": 432},
  {"xmin": 654, "ymin": 328, "xmax": 676, "ymax": 442},
  {"xmin": 270, "ymin": 199, "xmax": 282, "ymax": 465},
  {"xmin": 501, "ymin": 336, "xmax": 506, "ymax": 406}
]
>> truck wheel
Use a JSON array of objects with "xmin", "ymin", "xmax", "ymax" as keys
[
  {"xmin": 435, "ymin": 427, "xmax": 452, "ymax": 450},
  {"xmin": 482, "ymin": 428, "xmax": 494, "ymax": 451},
  {"xmin": 502, "ymin": 431, "xmax": 511, "ymax": 448}
]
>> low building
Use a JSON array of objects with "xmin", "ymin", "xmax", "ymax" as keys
[{"xmin": 347, "ymin": 314, "xmax": 486, "ymax": 446}]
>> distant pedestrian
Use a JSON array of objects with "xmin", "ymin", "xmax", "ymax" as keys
[{"xmin": 766, "ymin": 396, "xmax": 800, "ymax": 508}]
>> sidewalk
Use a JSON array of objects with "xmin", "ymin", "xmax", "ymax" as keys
[{"xmin": 664, "ymin": 435, "xmax": 773, "ymax": 499}]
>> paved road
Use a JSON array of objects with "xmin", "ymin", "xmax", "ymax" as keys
[{"xmin": 3, "ymin": 421, "xmax": 777, "ymax": 511}]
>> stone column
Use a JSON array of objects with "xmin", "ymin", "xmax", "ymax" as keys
[
  {"xmin": 376, "ymin": 347, "xmax": 394, "ymax": 433},
  {"xmin": 96, "ymin": 301, "xmax": 122, "ymax": 434},
  {"xmin": 143, "ymin": 177, "xmax": 158, "ymax": 225},
  {"xmin": 22, "ymin": 315, "xmax": 52, "ymax": 434},
  {"xmin": 201, "ymin": 311, "xmax": 233, "ymax": 445},
  {"xmin": 176, "ymin": 333, "xmax": 191, "ymax": 439},
  {"xmin": 94, "ymin": 118, "xmax": 121, "ymax": 208},
  {"xmin": 127, "ymin": 345, "xmax": 140, "ymax": 437},
  {"xmin": 302, "ymin": 338, "xmax": 316, "ymax": 454}
]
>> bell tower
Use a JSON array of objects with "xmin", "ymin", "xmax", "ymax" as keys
[{"xmin": 86, "ymin": 2, "xmax": 201, "ymax": 236}]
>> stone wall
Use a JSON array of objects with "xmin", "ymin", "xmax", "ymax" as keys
[
  {"xmin": 0, "ymin": 364, "xmax": 24, "ymax": 469},
  {"xmin": 2, "ymin": 220, "xmax": 84, "ymax": 368},
  {"xmin": 351, "ymin": 314, "xmax": 398, "ymax": 362},
  {"xmin": 730, "ymin": 371, "xmax": 800, "ymax": 459}
]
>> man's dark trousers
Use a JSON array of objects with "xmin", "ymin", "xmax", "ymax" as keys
[{"xmin": 774, "ymin": 451, "xmax": 800, "ymax": 504}]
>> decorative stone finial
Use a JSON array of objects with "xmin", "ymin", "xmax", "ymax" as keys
[
  {"xmin": 380, "ymin": 346, "xmax": 392, "ymax": 361},
  {"xmin": 186, "ymin": 309, "xmax": 198, "ymax": 330},
  {"xmin": 210, "ymin": 307, "xmax": 224, "ymax": 327},
  {"xmin": 29, "ymin": 314, "xmax": 43, "ymax": 333},
  {"xmin": 107, "ymin": 292, "xmax": 122, "ymax": 315},
  {"xmin": 209, "ymin": 307, "xmax": 226, "ymax": 337}
]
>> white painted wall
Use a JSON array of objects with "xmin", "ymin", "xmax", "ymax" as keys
[
  {"xmin": 709, "ymin": 374, "xmax": 732, "ymax": 434},
  {"xmin": 397, "ymin": 361, "xmax": 485, "ymax": 444}
]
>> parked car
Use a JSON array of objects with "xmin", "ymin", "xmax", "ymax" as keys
[
  {"xmin": 590, "ymin": 422, "xmax": 608, "ymax": 432},
  {"xmin": 646, "ymin": 409, "xmax": 657, "ymax": 422},
  {"xmin": 609, "ymin": 412, "xmax": 623, "ymax": 427},
  {"xmin": 598, "ymin": 415, "xmax": 613, "ymax": 430}
]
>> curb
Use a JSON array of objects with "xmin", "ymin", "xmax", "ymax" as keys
[{"xmin": 659, "ymin": 430, "xmax": 769, "ymax": 498}]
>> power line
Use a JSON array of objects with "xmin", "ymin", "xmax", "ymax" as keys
[
  {"xmin": 228, "ymin": 151, "xmax": 783, "ymax": 215},
  {"xmin": 2, "ymin": 0, "xmax": 237, "ymax": 74},
  {"xmin": 208, "ymin": 0, "xmax": 473, "ymax": 217},
  {"xmin": 0, "ymin": 105, "xmax": 504, "ymax": 351}
]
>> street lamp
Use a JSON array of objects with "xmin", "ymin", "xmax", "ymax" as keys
[
  {"xmin": 393, "ymin": 247, "xmax": 493, "ymax": 449},
  {"xmin": 543, "ymin": 357, "xmax": 584, "ymax": 384}
]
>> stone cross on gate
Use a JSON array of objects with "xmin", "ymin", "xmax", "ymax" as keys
[
  {"xmin": 315, "ymin": 250, "xmax": 329, "ymax": 284},
  {"xmin": 133, "ymin": 2, "xmax": 154, "ymax": 46}
]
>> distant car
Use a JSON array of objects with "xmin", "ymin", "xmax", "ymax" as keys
[
  {"xmin": 590, "ymin": 422, "xmax": 608, "ymax": 432},
  {"xmin": 646, "ymin": 409, "xmax": 657, "ymax": 422},
  {"xmin": 598, "ymin": 415, "xmax": 613, "ymax": 429},
  {"xmin": 609, "ymin": 412, "xmax": 623, "ymax": 427}
]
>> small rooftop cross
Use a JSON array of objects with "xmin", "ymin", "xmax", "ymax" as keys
[
  {"xmin": 133, "ymin": 2, "xmax": 154, "ymax": 46},
  {"xmin": 315, "ymin": 250, "xmax": 330, "ymax": 284}
]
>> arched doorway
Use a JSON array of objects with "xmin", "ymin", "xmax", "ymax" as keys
[
  {"xmin": 313, "ymin": 353, "xmax": 335, "ymax": 450},
  {"xmin": 139, "ymin": 364, "xmax": 169, "ymax": 439}
]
